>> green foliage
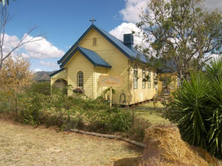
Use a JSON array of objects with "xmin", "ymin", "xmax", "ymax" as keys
[
  {"xmin": 81, "ymin": 99, "xmax": 132, "ymax": 133},
  {"xmin": 165, "ymin": 58, "xmax": 222, "ymax": 159},
  {"xmin": 137, "ymin": 0, "xmax": 222, "ymax": 80},
  {"xmin": 19, "ymin": 93, "xmax": 45, "ymax": 125},
  {"xmin": 102, "ymin": 88, "xmax": 116, "ymax": 96},
  {"xmin": 127, "ymin": 118, "xmax": 151, "ymax": 142},
  {"xmin": 0, "ymin": 84, "xmax": 135, "ymax": 135},
  {"xmin": 26, "ymin": 82, "xmax": 51, "ymax": 95}
]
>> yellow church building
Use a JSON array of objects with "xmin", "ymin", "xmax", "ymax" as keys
[{"xmin": 50, "ymin": 24, "xmax": 159, "ymax": 105}]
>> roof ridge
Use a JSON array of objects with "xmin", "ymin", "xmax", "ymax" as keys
[
  {"xmin": 93, "ymin": 25, "xmax": 124, "ymax": 42},
  {"xmin": 58, "ymin": 24, "xmax": 147, "ymax": 66}
]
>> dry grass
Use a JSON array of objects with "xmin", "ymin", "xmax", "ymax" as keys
[
  {"xmin": 136, "ymin": 109, "xmax": 170, "ymax": 125},
  {"xmin": 0, "ymin": 120, "xmax": 143, "ymax": 166},
  {"xmin": 139, "ymin": 125, "xmax": 219, "ymax": 166}
]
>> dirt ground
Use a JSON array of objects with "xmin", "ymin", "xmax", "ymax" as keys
[{"xmin": 0, "ymin": 120, "xmax": 143, "ymax": 166}]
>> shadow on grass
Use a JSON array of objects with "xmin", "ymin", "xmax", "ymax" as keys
[
  {"xmin": 113, "ymin": 144, "xmax": 143, "ymax": 166},
  {"xmin": 113, "ymin": 157, "xmax": 140, "ymax": 166}
]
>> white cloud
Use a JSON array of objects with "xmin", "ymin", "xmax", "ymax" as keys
[
  {"xmin": 119, "ymin": 0, "xmax": 222, "ymax": 24},
  {"xmin": 34, "ymin": 68, "xmax": 42, "ymax": 72},
  {"xmin": 4, "ymin": 34, "xmax": 19, "ymax": 48},
  {"xmin": 2, "ymin": 33, "xmax": 64, "ymax": 60},
  {"xmin": 109, "ymin": 22, "xmax": 143, "ymax": 46},
  {"xmin": 119, "ymin": 0, "xmax": 148, "ymax": 23},
  {"xmin": 40, "ymin": 60, "xmax": 57, "ymax": 67},
  {"xmin": 22, "ymin": 35, "xmax": 64, "ymax": 59}
]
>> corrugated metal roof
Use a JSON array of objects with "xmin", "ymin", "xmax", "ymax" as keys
[
  {"xmin": 60, "ymin": 46, "xmax": 112, "ymax": 69},
  {"xmin": 95, "ymin": 26, "xmax": 148, "ymax": 63},
  {"xmin": 58, "ymin": 24, "xmax": 148, "ymax": 66},
  {"xmin": 50, "ymin": 68, "xmax": 65, "ymax": 77}
]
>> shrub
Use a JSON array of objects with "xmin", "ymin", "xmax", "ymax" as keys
[
  {"xmin": 26, "ymin": 82, "xmax": 51, "ymax": 95},
  {"xmin": 84, "ymin": 106, "xmax": 132, "ymax": 133},
  {"xmin": 127, "ymin": 117, "xmax": 151, "ymax": 142},
  {"xmin": 165, "ymin": 58, "xmax": 222, "ymax": 159},
  {"xmin": 18, "ymin": 93, "xmax": 46, "ymax": 125}
]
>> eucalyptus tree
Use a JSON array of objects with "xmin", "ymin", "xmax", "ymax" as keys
[{"xmin": 137, "ymin": 0, "xmax": 222, "ymax": 80}]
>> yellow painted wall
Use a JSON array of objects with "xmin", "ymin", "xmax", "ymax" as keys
[
  {"xmin": 128, "ymin": 63, "xmax": 157, "ymax": 105},
  {"xmin": 94, "ymin": 67, "xmax": 108, "ymax": 99},
  {"xmin": 64, "ymin": 52, "xmax": 94, "ymax": 98},
  {"xmin": 53, "ymin": 27, "xmax": 158, "ymax": 104},
  {"xmin": 158, "ymin": 73, "xmax": 177, "ymax": 95},
  {"xmin": 78, "ymin": 28, "xmax": 130, "ymax": 104},
  {"xmin": 51, "ymin": 69, "xmax": 67, "ymax": 85}
]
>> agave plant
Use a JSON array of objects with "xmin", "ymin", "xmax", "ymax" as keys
[
  {"xmin": 165, "ymin": 58, "xmax": 222, "ymax": 159},
  {"xmin": 165, "ymin": 73, "xmax": 211, "ymax": 147},
  {"xmin": 205, "ymin": 58, "xmax": 222, "ymax": 158}
]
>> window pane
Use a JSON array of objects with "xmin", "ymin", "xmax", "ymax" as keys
[
  {"xmin": 142, "ymin": 70, "xmax": 146, "ymax": 89},
  {"xmin": 148, "ymin": 72, "xmax": 151, "ymax": 89},
  {"xmin": 77, "ymin": 71, "xmax": 84, "ymax": 88}
]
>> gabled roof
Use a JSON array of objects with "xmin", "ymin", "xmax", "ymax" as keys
[
  {"xmin": 50, "ymin": 68, "xmax": 65, "ymax": 77},
  {"xmin": 60, "ymin": 46, "xmax": 111, "ymax": 69},
  {"xmin": 58, "ymin": 24, "xmax": 147, "ymax": 65}
]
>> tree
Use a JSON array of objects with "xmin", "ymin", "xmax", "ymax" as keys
[
  {"xmin": 0, "ymin": 56, "xmax": 33, "ymax": 92},
  {"xmin": 0, "ymin": 56, "xmax": 33, "ymax": 113},
  {"xmin": 0, "ymin": 5, "xmax": 44, "ymax": 70},
  {"xmin": 0, "ymin": 0, "xmax": 15, "ymax": 6},
  {"xmin": 137, "ymin": 0, "xmax": 222, "ymax": 80}
]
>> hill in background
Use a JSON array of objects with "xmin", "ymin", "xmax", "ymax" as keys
[{"xmin": 34, "ymin": 71, "xmax": 54, "ymax": 82}]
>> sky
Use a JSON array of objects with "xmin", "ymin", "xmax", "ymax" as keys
[{"xmin": 4, "ymin": 0, "xmax": 222, "ymax": 72}]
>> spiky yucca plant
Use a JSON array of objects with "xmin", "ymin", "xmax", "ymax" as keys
[{"xmin": 165, "ymin": 58, "xmax": 222, "ymax": 159}]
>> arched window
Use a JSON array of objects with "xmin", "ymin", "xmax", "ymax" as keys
[
  {"xmin": 133, "ymin": 65, "xmax": 138, "ymax": 89},
  {"xmin": 77, "ymin": 71, "xmax": 84, "ymax": 88}
]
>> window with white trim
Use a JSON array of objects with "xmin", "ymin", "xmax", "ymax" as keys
[
  {"xmin": 77, "ymin": 71, "xmax": 84, "ymax": 88},
  {"xmin": 142, "ymin": 69, "xmax": 146, "ymax": 89},
  {"xmin": 148, "ymin": 71, "xmax": 151, "ymax": 89}
]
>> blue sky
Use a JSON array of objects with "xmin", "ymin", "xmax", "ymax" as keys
[{"xmin": 4, "ymin": 0, "xmax": 222, "ymax": 72}]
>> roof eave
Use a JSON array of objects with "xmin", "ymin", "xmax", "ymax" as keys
[
  {"xmin": 60, "ymin": 47, "xmax": 112, "ymax": 69},
  {"xmin": 50, "ymin": 68, "xmax": 65, "ymax": 77},
  {"xmin": 95, "ymin": 64, "xmax": 112, "ymax": 69},
  {"xmin": 58, "ymin": 24, "xmax": 94, "ymax": 64}
]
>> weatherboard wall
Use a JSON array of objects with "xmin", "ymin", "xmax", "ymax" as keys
[
  {"xmin": 77, "ymin": 28, "xmax": 130, "ymax": 104},
  {"xmin": 50, "ymin": 69, "xmax": 67, "ymax": 85},
  {"xmin": 51, "ymin": 26, "xmax": 158, "ymax": 104},
  {"xmin": 128, "ymin": 64, "xmax": 156, "ymax": 105},
  {"xmin": 64, "ymin": 52, "xmax": 94, "ymax": 98}
]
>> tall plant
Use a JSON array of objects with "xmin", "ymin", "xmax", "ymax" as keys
[{"xmin": 165, "ymin": 58, "xmax": 222, "ymax": 159}]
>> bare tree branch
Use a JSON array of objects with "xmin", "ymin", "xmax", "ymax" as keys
[{"xmin": 0, "ymin": 6, "xmax": 45, "ymax": 69}]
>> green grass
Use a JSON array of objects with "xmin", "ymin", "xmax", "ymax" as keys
[
  {"xmin": 135, "ymin": 109, "xmax": 170, "ymax": 125},
  {"xmin": 133, "ymin": 101, "xmax": 170, "ymax": 125},
  {"xmin": 139, "ymin": 101, "xmax": 164, "ymax": 108}
]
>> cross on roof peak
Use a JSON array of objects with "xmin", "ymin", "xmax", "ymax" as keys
[{"xmin": 90, "ymin": 17, "xmax": 96, "ymax": 24}]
